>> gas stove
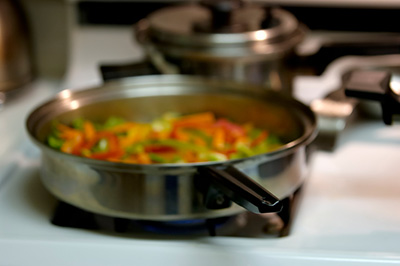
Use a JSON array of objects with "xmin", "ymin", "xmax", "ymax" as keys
[{"xmin": 1, "ymin": 7, "xmax": 400, "ymax": 265}]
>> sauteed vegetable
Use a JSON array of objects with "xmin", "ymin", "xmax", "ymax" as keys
[{"xmin": 46, "ymin": 112, "xmax": 283, "ymax": 164}]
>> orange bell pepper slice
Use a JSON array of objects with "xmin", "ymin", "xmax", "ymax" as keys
[
  {"xmin": 212, "ymin": 127, "xmax": 225, "ymax": 150},
  {"xmin": 173, "ymin": 112, "xmax": 215, "ymax": 127}
]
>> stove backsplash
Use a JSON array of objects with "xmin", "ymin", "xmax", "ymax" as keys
[{"xmin": 76, "ymin": 0, "xmax": 400, "ymax": 33}]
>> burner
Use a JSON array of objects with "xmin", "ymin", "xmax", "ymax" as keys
[
  {"xmin": 130, "ymin": 217, "xmax": 233, "ymax": 236},
  {"xmin": 50, "ymin": 186, "xmax": 303, "ymax": 237}
]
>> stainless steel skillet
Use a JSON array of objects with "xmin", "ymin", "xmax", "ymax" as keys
[{"xmin": 26, "ymin": 75, "xmax": 317, "ymax": 221}]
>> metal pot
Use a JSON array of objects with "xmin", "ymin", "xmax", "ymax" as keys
[
  {"xmin": 26, "ymin": 75, "xmax": 316, "ymax": 221},
  {"xmin": 134, "ymin": 0, "xmax": 305, "ymax": 95},
  {"xmin": 0, "ymin": 0, "xmax": 32, "ymax": 93}
]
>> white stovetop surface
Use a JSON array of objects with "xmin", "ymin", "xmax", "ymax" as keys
[{"xmin": 1, "ymin": 26, "xmax": 400, "ymax": 266}]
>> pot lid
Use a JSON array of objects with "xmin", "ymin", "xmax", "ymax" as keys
[{"xmin": 144, "ymin": 0, "xmax": 304, "ymax": 48}]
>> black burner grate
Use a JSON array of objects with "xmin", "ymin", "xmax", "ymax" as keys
[{"xmin": 50, "ymin": 186, "xmax": 303, "ymax": 237}]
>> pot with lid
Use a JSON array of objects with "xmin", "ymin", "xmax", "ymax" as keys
[{"xmin": 134, "ymin": 0, "xmax": 305, "ymax": 94}]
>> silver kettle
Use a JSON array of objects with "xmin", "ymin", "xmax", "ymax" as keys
[{"xmin": 0, "ymin": 0, "xmax": 32, "ymax": 93}]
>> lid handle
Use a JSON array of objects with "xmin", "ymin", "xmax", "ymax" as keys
[{"xmin": 194, "ymin": 0, "xmax": 247, "ymax": 33}]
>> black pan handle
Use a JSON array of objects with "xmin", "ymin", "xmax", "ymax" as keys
[
  {"xmin": 344, "ymin": 70, "xmax": 400, "ymax": 125},
  {"xmin": 198, "ymin": 165, "xmax": 282, "ymax": 214}
]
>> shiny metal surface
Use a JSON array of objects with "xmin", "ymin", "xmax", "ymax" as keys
[
  {"xmin": 135, "ymin": 5, "xmax": 305, "ymax": 94},
  {"xmin": 26, "ymin": 75, "xmax": 316, "ymax": 220},
  {"xmin": 144, "ymin": 7, "xmax": 302, "ymax": 49},
  {"xmin": 310, "ymin": 88, "xmax": 358, "ymax": 151},
  {"xmin": 0, "ymin": 0, "xmax": 32, "ymax": 93}
]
